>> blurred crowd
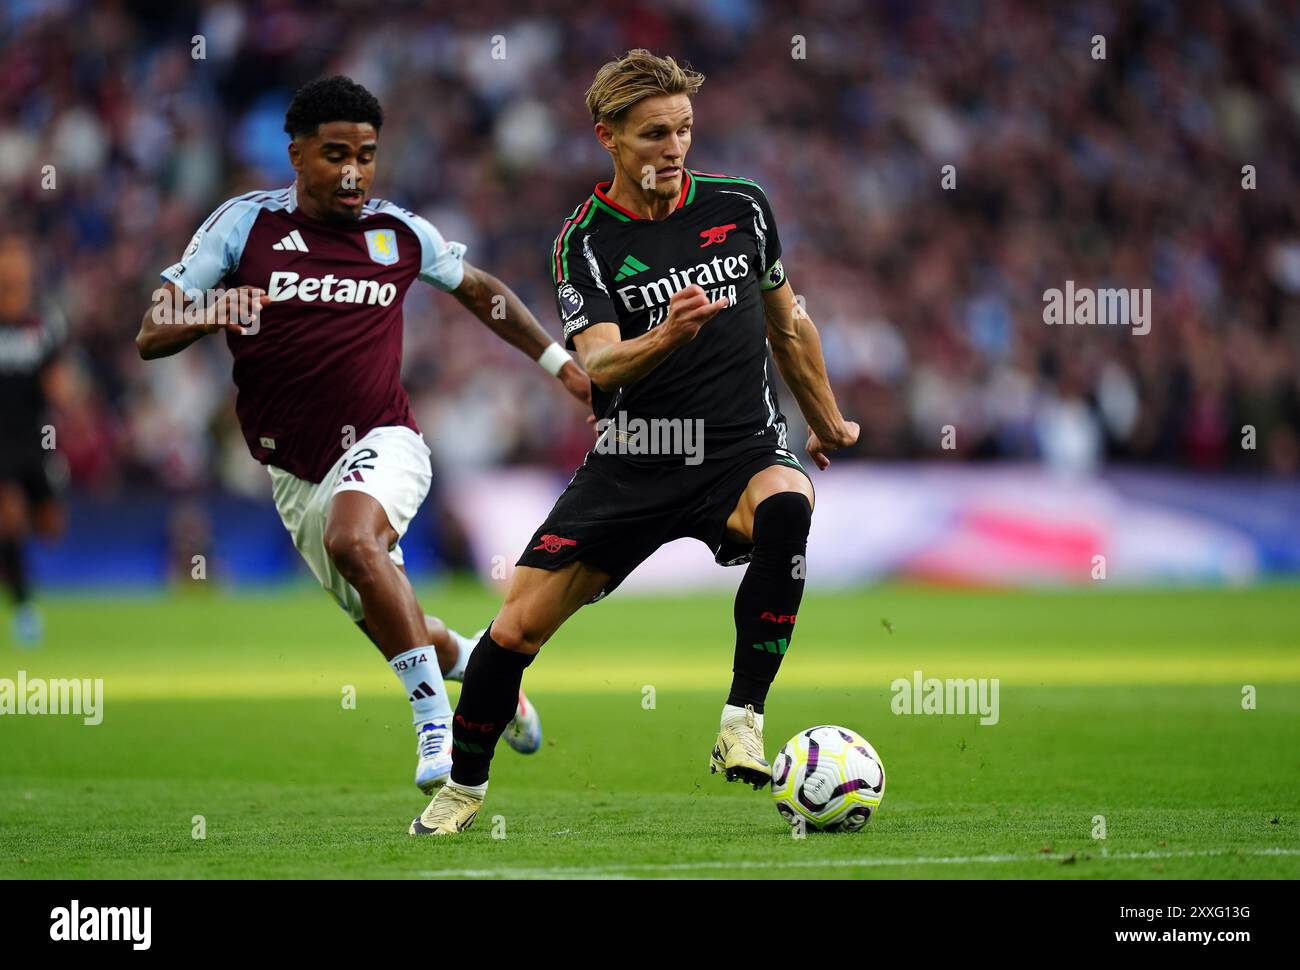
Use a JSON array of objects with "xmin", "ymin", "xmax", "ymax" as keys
[{"xmin": 3, "ymin": 0, "xmax": 1299, "ymax": 497}]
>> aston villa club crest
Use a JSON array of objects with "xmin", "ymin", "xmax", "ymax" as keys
[{"xmin": 365, "ymin": 228, "xmax": 399, "ymax": 265}]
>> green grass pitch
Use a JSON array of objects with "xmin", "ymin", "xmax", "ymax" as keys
[{"xmin": 2, "ymin": 581, "xmax": 1298, "ymax": 879}]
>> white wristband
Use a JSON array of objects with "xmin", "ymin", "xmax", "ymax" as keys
[{"xmin": 537, "ymin": 342, "xmax": 571, "ymax": 377}]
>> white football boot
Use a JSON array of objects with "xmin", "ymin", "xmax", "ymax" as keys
[
  {"xmin": 503, "ymin": 689, "xmax": 542, "ymax": 754},
  {"xmin": 12, "ymin": 603, "xmax": 43, "ymax": 648},
  {"xmin": 709, "ymin": 703, "xmax": 771, "ymax": 789},
  {"xmin": 414, "ymin": 720, "xmax": 452, "ymax": 794},
  {"xmin": 409, "ymin": 784, "xmax": 483, "ymax": 836}
]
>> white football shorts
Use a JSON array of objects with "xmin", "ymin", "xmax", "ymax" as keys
[{"xmin": 268, "ymin": 425, "xmax": 432, "ymax": 622}]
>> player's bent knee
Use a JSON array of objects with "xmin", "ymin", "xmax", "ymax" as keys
[
  {"xmin": 323, "ymin": 528, "xmax": 385, "ymax": 579},
  {"xmin": 752, "ymin": 491, "xmax": 813, "ymax": 546},
  {"xmin": 488, "ymin": 615, "xmax": 544, "ymax": 656},
  {"xmin": 423, "ymin": 614, "xmax": 448, "ymax": 644}
]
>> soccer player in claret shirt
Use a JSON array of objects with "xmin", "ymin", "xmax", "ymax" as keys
[
  {"xmin": 412, "ymin": 51, "xmax": 859, "ymax": 835},
  {"xmin": 137, "ymin": 76, "xmax": 592, "ymax": 793}
]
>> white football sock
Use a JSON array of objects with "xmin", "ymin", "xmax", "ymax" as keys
[
  {"xmin": 443, "ymin": 628, "xmax": 480, "ymax": 683},
  {"xmin": 390, "ymin": 645, "xmax": 452, "ymax": 725},
  {"xmin": 447, "ymin": 779, "xmax": 487, "ymax": 798},
  {"xmin": 722, "ymin": 703, "xmax": 763, "ymax": 732}
]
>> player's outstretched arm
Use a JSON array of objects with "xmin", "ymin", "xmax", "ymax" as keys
[
  {"xmin": 136, "ymin": 283, "xmax": 269, "ymax": 360},
  {"xmin": 574, "ymin": 283, "xmax": 728, "ymax": 391},
  {"xmin": 451, "ymin": 262, "xmax": 591, "ymax": 408},
  {"xmin": 762, "ymin": 279, "xmax": 859, "ymax": 470}
]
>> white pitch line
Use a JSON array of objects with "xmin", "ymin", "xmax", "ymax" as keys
[{"xmin": 414, "ymin": 847, "xmax": 1300, "ymax": 880}]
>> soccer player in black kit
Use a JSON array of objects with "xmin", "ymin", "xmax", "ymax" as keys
[
  {"xmin": 413, "ymin": 51, "xmax": 859, "ymax": 835},
  {"xmin": 0, "ymin": 232, "xmax": 72, "ymax": 646}
]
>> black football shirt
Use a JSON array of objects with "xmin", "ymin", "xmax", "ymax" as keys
[
  {"xmin": 0, "ymin": 311, "xmax": 64, "ymax": 466},
  {"xmin": 551, "ymin": 169, "xmax": 792, "ymax": 465}
]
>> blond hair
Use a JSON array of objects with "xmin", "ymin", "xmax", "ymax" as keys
[{"xmin": 585, "ymin": 49, "xmax": 704, "ymax": 126}]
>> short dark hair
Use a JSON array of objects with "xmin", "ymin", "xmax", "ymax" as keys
[{"xmin": 283, "ymin": 76, "xmax": 384, "ymax": 138}]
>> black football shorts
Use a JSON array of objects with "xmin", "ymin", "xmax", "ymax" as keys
[
  {"xmin": 515, "ymin": 432, "xmax": 812, "ymax": 602},
  {"xmin": 0, "ymin": 451, "xmax": 65, "ymax": 507}
]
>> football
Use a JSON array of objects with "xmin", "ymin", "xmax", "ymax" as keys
[{"xmin": 771, "ymin": 726, "xmax": 885, "ymax": 832}]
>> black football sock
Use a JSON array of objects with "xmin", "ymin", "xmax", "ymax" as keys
[
  {"xmin": 449, "ymin": 626, "xmax": 536, "ymax": 787},
  {"xmin": 0, "ymin": 539, "xmax": 29, "ymax": 605},
  {"xmin": 727, "ymin": 492, "xmax": 812, "ymax": 714}
]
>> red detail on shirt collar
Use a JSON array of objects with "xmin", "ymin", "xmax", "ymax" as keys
[{"xmin": 593, "ymin": 169, "xmax": 692, "ymax": 220}]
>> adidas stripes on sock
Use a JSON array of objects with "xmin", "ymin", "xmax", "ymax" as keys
[
  {"xmin": 390, "ymin": 645, "xmax": 453, "ymax": 725},
  {"xmin": 727, "ymin": 491, "xmax": 812, "ymax": 715},
  {"xmin": 449, "ymin": 627, "xmax": 535, "ymax": 786}
]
